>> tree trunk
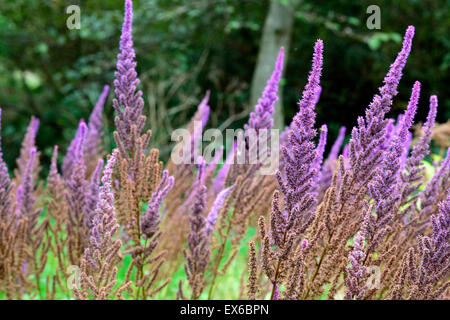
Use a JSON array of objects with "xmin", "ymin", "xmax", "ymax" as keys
[{"xmin": 250, "ymin": 0, "xmax": 296, "ymax": 130}]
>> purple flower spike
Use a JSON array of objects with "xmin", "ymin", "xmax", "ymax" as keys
[
  {"xmin": 63, "ymin": 119, "xmax": 88, "ymax": 178},
  {"xmin": 113, "ymin": 0, "xmax": 145, "ymax": 155},
  {"xmin": 0, "ymin": 109, "xmax": 13, "ymax": 220},
  {"xmin": 400, "ymin": 95, "xmax": 438, "ymax": 206},
  {"xmin": 345, "ymin": 232, "xmax": 367, "ymax": 300},
  {"xmin": 245, "ymin": 46, "xmax": 284, "ymax": 132},
  {"xmin": 87, "ymin": 149, "xmax": 120, "ymax": 266},
  {"xmin": 85, "ymin": 85, "xmax": 110, "ymax": 161},
  {"xmin": 141, "ymin": 169, "xmax": 174, "ymax": 239},
  {"xmin": 204, "ymin": 186, "xmax": 233, "ymax": 236},
  {"xmin": 329, "ymin": 126, "xmax": 346, "ymax": 161},
  {"xmin": 379, "ymin": 26, "xmax": 415, "ymax": 100},
  {"xmin": 277, "ymin": 39, "xmax": 323, "ymax": 226},
  {"xmin": 17, "ymin": 117, "xmax": 39, "ymax": 177},
  {"xmin": 348, "ymin": 26, "xmax": 415, "ymax": 185},
  {"xmin": 84, "ymin": 158, "xmax": 104, "ymax": 229},
  {"xmin": 366, "ymin": 81, "xmax": 420, "ymax": 249}
]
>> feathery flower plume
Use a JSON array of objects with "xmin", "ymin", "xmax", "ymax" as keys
[
  {"xmin": 183, "ymin": 156, "xmax": 210, "ymax": 299},
  {"xmin": 348, "ymin": 26, "xmax": 415, "ymax": 184},
  {"xmin": 75, "ymin": 149, "xmax": 131, "ymax": 300},
  {"xmin": 63, "ymin": 119, "xmax": 87, "ymax": 179},
  {"xmin": 245, "ymin": 47, "xmax": 284, "ymax": 132},
  {"xmin": 420, "ymin": 147, "xmax": 450, "ymax": 219},
  {"xmin": 247, "ymin": 241, "xmax": 258, "ymax": 300},
  {"xmin": 16, "ymin": 116, "xmax": 39, "ymax": 180},
  {"xmin": 400, "ymin": 95, "xmax": 438, "ymax": 210},
  {"xmin": 65, "ymin": 120, "xmax": 89, "ymax": 264},
  {"xmin": 204, "ymin": 186, "xmax": 233, "ymax": 236},
  {"xmin": 16, "ymin": 147, "xmax": 41, "ymax": 236},
  {"xmin": 329, "ymin": 126, "xmax": 346, "ymax": 161},
  {"xmin": 365, "ymin": 81, "xmax": 420, "ymax": 252},
  {"xmin": 0, "ymin": 109, "xmax": 12, "ymax": 220},
  {"xmin": 345, "ymin": 232, "xmax": 367, "ymax": 300},
  {"xmin": 277, "ymin": 39, "xmax": 323, "ymax": 224},
  {"xmin": 140, "ymin": 169, "xmax": 174, "ymax": 239},
  {"xmin": 391, "ymin": 193, "xmax": 449, "ymax": 299},
  {"xmin": 113, "ymin": 0, "xmax": 148, "ymax": 158},
  {"xmin": 85, "ymin": 85, "xmax": 110, "ymax": 165},
  {"xmin": 84, "ymin": 159, "xmax": 104, "ymax": 229},
  {"xmin": 263, "ymin": 39, "xmax": 323, "ymax": 300}
]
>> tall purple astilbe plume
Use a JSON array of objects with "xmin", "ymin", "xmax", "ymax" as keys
[
  {"xmin": 329, "ymin": 126, "xmax": 346, "ymax": 162},
  {"xmin": 400, "ymin": 95, "xmax": 438, "ymax": 210},
  {"xmin": 212, "ymin": 142, "xmax": 236, "ymax": 194},
  {"xmin": 245, "ymin": 47, "xmax": 284, "ymax": 132},
  {"xmin": 183, "ymin": 156, "xmax": 210, "ymax": 299},
  {"xmin": 420, "ymin": 147, "xmax": 450, "ymax": 219},
  {"xmin": 189, "ymin": 92, "xmax": 211, "ymax": 164},
  {"xmin": 199, "ymin": 91, "xmax": 211, "ymax": 130},
  {"xmin": 399, "ymin": 131, "xmax": 413, "ymax": 170},
  {"xmin": 364, "ymin": 81, "xmax": 420, "ymax": 252},
  {"xmin": 113, "ymin": 0, "xmax": 146, "ymax": 157},
  {"xmin": 264, "ymin": 40, "xmax": 323, "ymax": 300},
  {"xmin": 242, "ymin": 47, "xmax": 283, "ymax": 169},
  {"xmin": 345, "ymin": 232, "xmax": 367, "ymax": 300},
  {"xmin": 65, "ymin": 121, "xmax": 89, "ymax": 263},
  {"xmin": 85, "ymin": 85, "xmax": 110, "ymax": 161},
  {"xmin": 348, "ymin": 26, "xmax": 415, "ymax": 185},
  {"xmin": 0, "ymin": 109, "xmax": 13, "ymax": 220},
  {"xmin": 279, "ymin": 67, "xmax": 320, "ymax": 148},
  {"xmin": 16, "ymin": 147, "xmax": 41, "ymax": 236},
  {"xmin": 47, "ymin": 145, "xmax": 61, "ymax": 193},
  {"xmin": 75, "ymin": 150, "xmax": 133, "ymax": 300},
  {"xmin": 276, "ymin": 39, "xmax": 323, "ymax": 229},
  {"xmin": 63, "ymin": 119, "xmax": 87, "ymax": 179},
  {"xmin": 140, "ymin": 169, "xmax": 174, "ymax": 239},
  {"xmin": 84, "ymin": 159, "xmax": 104, "ymax": 229},
  {"xmin": 204, "ymin": 186, "xmax": 233, "ymax": 237},
  {"xmin": 16, "ymin": 117, "xmax": 39, "ymax": 180},
  {"xmin": 429, "ymin": 192, "xmax": 450, "ymax": 272},
  {"xmin": 85, "ymin": 149, "xmax": 121, "ymax": 270}
]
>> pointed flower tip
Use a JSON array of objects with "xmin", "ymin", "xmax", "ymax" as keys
[
  {"xmin": 430, "ymin": 95, "xmax": 438, "ymax": 105},
  {"xmin": 315, "ymin": 39, "xmax": 324, "ymax": 49},
  {"xmin": 79, "ymin": 120, "xmax": 88, "ymax": 132},
  {"xmin": 277, "ymin": 46, "xmax": 285, "ymax": 59},
  {"xmin": 122, "ymin": 0, "xmax": 133, "ymax": 31},
  {"xmin": 403, "ymin": 26, "xmax": 415, "ymax": 45}
]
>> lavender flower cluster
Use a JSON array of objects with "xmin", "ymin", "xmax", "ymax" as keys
[{"xmin": 0, "ymin": 0, "xmax": 448, "ymax": 300}]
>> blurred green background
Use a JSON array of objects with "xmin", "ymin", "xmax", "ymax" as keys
[{"xmin": 0, "ymin": 0, "xmax": 448, "ymax": 173}]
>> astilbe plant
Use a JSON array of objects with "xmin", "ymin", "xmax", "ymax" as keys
[
  {"xmin": 74, "ymin": 150, "xmax": 131, "ymax": 300},
  {"xmin": 0, "ymin": 0, "xmax": 448, "ymax": 301}
]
